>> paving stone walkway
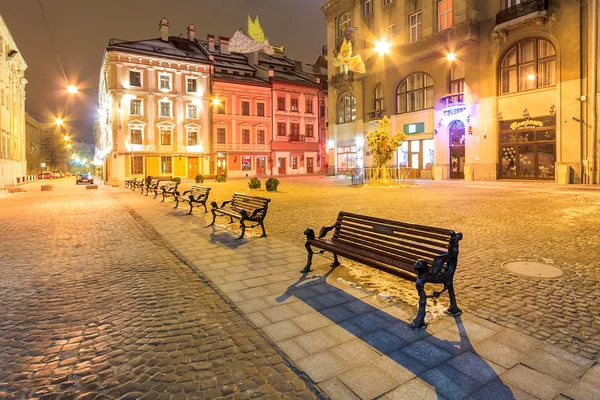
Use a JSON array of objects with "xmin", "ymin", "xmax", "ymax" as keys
[
  {"xmin": 115, "ymin": 177, "xmax": 600, "ymax": 400},
  {"xmin": 0, "ymin": 180, "xmax": 319, "ymax": 400}
]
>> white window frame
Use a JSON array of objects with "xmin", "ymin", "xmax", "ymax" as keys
[
  {"xmin": 386, "ymin": 23, "xmax": 396, "ymax": 39},
  {"xmin": 363, "ymin": 0, "xmax": 373, "ymax": 16},
  {"xmin": 159, "ymin": 128, "xmax": 173, "ymax": 146},
  {"xmin": 130, "ymin": 99, "xmax": 143, "ymax": 115},
  {"xmin": 338, "ymin": 13, "xmax": 351, "ymax": 38},
  {"xmin": 186, "ymin": 77, "xmax": 198, "ymax": 93},
  {"xmin": 186, "ymin": 128, "xmax": 199, "ymax": 146},
  {"xmin": 129, "ymin": 69, "xmax": 142, "ymax": 88},
  {"xmin": 438, "ymin": 0, "xmax": 453, "ymax": 31},
  {"xmin": 383, "ymin": 0, "xmax": 395, "ymax": 5},
  {"xmin": 129, "ymin": 126, "xmax": 144, "ymax": 145},
  {"xmin": 410, "ymin": 12, "xmax": 422, "ymax": 43},
  {"xmin": 159, "ymin": 99, "xmax": 172, "ymax": 118},
  {"xmin": 186, "ymin": 103, "xmax": 198, "ymax": 119},
  {"xmin": 158, "ymin": 73, "xmax": 172, "ymax": 91}
]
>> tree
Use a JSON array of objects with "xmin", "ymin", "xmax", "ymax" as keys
[{"xmin": 366, "ymin": 116, "xmax": 406, "ymax": 182}]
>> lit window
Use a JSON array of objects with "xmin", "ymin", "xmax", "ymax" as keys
[
  {"xmin": 187, "ymin": 130, "xmax": 198, "ymax": 146},
  {"xmin": 374, "ymin": 84, "xmax": 383, "ymax": 111},
  {"xmin": 306, "ymin": 99, "xmax": 313, "ymax": 114},
  {"xmin": 438, "ymin": 0, "xmax": 453, "ymax": 31},
  {"xmin": 410, "ymin": 12, "xmax": 422, "ymax": 43},
  {"xmin": 159, "ymin": 74, "xmax": 172, "ymax": 91},
  {"xmin": 132, "ymin": 156, "xmax": 143, "ymax": 174},
  {"xmin": 161, "ymin": 157, "xmax": 172, "ymax": 174},
  {"xmin": 217, "ymin": 128, "xmax": 226, "ymax": 143},
  {"xmin": 215, "ymin": 100, "xmax": 226, "ymax": 114},
  {"xmin": 338, "ymin": 13, "xmax": 351, "ymax": 38},
  {"xmin": 363, "ymin": 0, "xmax": 373, "ymax": 16},
  {"xmin": 241, "ymin": 156, "xmax": 251, "ymax": 171},
  {"xmin": 291, "ymin": 98, "xmax": 299, "ymax": 112},
  {"xmin": 130, "ymin": 129, "xmax": 143, "ymax": 145},
  {"xmin": 187, "ymin": 78, "xmax": 198, "ymax": 92},
  {"xmin": 187, "ymin": 104, "xmax": 198, "ymax": 119},
  {"xmin": 500, "ymin": 38, "xmax": 556, "ymax": 95},
  {"xmin": 337, "ymin": 93, "xmax": 356, "ymax": 124},
  {"xmin": 130, "ymin": 99, "xmax": 142, "ymax": 115},
  {"xmin": 160, "ymin": 129, "xmax": 172, "ymax": 146},
  {"xmin": 396, "ymin": 73, "xmax": 434, "ymax": 114},
  {"xmin": 450, "ymin": 63, "xmax": 465, "ymax": 94},
  {"xmin": 159, "ymin": 101, "xmax": 172, "ymax": 118},
  {"xmin": 257, "ymin": 130, "xmax": 265, "ymax": 144},
  {"xmin": 242, "ymin": 129, "xmax": 250, "ymax": 144},
  {"xmin": 129, "ymin": 70, "xmax": 141, "ymax": 87}
]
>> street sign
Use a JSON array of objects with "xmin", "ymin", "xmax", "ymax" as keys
[
  {"xmin": 40, "ymin": 163, "xmax": 46, "ymax": 167},
  {"xmin": 344, "ymin": 27, "xmax": 358, "ymax": 33}
]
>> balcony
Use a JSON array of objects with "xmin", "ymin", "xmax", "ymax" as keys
[
  {"xmin": 399, "ymin": 21, "xmax": 479, "ymax": 61},
  {"xmin": 331, "ymin": 71, "xmax": 354, "ymax": 90},
  {"xmin": 440, "ymin": 93, "xmax": 467, "ymax": 117},
  {"xmin": 288, "ymin": 135, "xmax": 306, "ymax": 142},
  {"xmin": 367, "ymin": 109, "xmax": 385, "ymax": 120},
  {"xmin": 496, "ymin": 0, "xmax": 549, "ymax": 25}
]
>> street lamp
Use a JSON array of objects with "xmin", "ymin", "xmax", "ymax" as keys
[
  {"xmin": 374, "ymin": 38, "xmax": 391, "ymax": 56},
  {"xmin": 55, "ymin": 118, "xmax": 63, "ymax": 126},
  {"xmin": 67, "ymin": 85, "xmax": 78, "ymax": 94},
  {"xmin": 64, "ymin": 135, "xmax": 70, "ymax": 141},
  {"xmin": 66, "ymin": 143, "xmax": 72, "ymax": 149},
  {"xmin": 212, "ymin": 98, "xmax": 221, "ymax": 106},
  {"xmin": 446, "ymin": 52, "xmax": 456, "ymax": 62}
]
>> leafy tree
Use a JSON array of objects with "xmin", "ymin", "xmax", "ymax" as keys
[{"xmin": 366, "ymin": 116, "xmax": 405, "ymax": 182}]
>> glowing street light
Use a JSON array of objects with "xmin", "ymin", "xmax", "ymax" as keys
[
  {"xmin": 64, "ymin": 135, "xmax": 70, "ymax": 141},
  {"xmin": 67, "ymin": 85, "xmax": 78, "ymax": 94},
  {"xmin": 66, "ymin": 144, "xmax": 72, "ymax": 149},
  {"xmin": 527, "ymin": 74, "xmax": 536, "ymax": 81},
  {"xmin": 374, "ymin": 39, "xmax": 391, "ymax": 55},
  {"xmin": 212, "ymin": 98, "xmax": 221, "ymax": 106},
  {"xmin": 446, "ymin": 52, "xmax": 456, "ymax": 62},
  {"xmin": 55, "ymin": 118, "xmax": 63, "ymax": 126}
]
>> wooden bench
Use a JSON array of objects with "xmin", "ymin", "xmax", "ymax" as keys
[
  {"xmin": 124, "ymin": 177, "xmax": 136, "ymax": 189},
  {"xmin": 133, "ymin": 178, "xmax": 146, "ymax": 192},
  {"xmin": 144, "ymin": 176, "xmax": 172, "ymax": 197},
  {"xmin": 209, "ymin": 193, "xmax": 271, "ymax": 239},
  {"xmin": 174, "ymin": 185, "xmax": 211, "ymax": 214},
  {"xmin": 160, "ymin": 181, "xmax": 179, "ymax": 203},
  {"xmin": 303, "ymin": 212, "xmax": 463, "ymax": 329}
]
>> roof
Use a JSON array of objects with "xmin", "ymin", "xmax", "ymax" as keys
[
  {"xmin": 271, "ymin": 70, "xmax": 320, "ymax": 87},
  {"xmin": 107, "ymin": 37, "xmax": 212, "ymax": 63},
  {"xmin": 213, "ymin": 73, "xmax": 270, "ymax": 85}
]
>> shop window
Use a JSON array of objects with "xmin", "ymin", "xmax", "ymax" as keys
[
  {"xmin": 422, "ymin": 139, "xmax": 434, "ymax": 169},
  {"xmin": 398, "ymin": 142, "xmax": 408, "ymax": 167},
  {"xmin": 132, "ymin": 156, "xmax": 143, "ymax": 174},
  {"xmin": 241, "ymin": 156, "xmax": 251, "ymax": 171},
  {"xmin": 337, "ymin": 145, "xmax": 357, "ymax": 171},
  {"xmin": 217, "ymin": 128, "xmax": 226, "ymax": 144},
  {"xmin": 500, "ymin": 38, "xmax": 556, "ymax": 95},
  {"xmin": 396, "ymin": 73, "xmax": 434, "ymax": 114},
  {"xmin": 161, "ymin": 156, "xmax": 172, "ymax": 174}
]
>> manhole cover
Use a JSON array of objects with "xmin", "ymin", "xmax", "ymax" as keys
[{"xmin": 503, "ymin": 261, "xmax": 563, "ymax": 278}]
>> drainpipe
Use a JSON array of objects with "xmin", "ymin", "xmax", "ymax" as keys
[{"xmin": 592, "ymin": 0, "xmax": 598, "ymax": 184}]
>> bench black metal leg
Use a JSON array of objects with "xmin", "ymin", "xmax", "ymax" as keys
[
  {"xmin": 229, "ymin": 217, "xmax": 234, "ymax": 224},
  {"xmin": 237, "ymin": 220, "xmax": 246, "ymax": 240},
  {"xmin": 301, "ymin": 228, "xmax": 315, "ymax": 273},
  {"xmin": 411, "ymin": 277, "xmax": 428, "ymax": 329},
  {"xmin": 161, "ymin": 193, "xmax": 166, "ymax": 202},
  {"xmin": 446, "ymin": 280, "xmax": 461, "ymax": 316},
  {"xmin": 259, "ymin": 221, "xmax": 267, "ymax": 237},
  {"xmin": 187, "ymin": 202, "xmax": 194, "ymax": 215},
  {"xmin": 332, "ymin": 254, "xmax": 340, "ymax": 267},
  {"xmin": 208, "ymin": 202, "xmax": 218, "ymax": 226},
  {"xmin": 202, "ymin": 203, "xmax": 208, "ymax": 213}
]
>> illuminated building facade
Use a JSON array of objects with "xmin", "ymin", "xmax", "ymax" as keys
[{"xmin": 323, "ymin": 0, "xmax": 598, "ymax": 183}]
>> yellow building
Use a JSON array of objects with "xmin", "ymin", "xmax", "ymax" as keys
[
  {"xmin": 96, "ymin": 19, "xmax": 212, "ymax": 185},
  {"xmin": 323, "ymin": 0, "xmax": 598, "ymax": 183},
  {"xmin": 0, "ymin": 15, "xmax": 27, "ymax": 187}
]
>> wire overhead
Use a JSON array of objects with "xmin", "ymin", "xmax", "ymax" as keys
[{"xmin": 38, "ymin": 0, "xmax": 68, "ymax": 84}]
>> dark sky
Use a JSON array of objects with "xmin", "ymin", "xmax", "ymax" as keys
[{"xmin": 1, "ymin": 0, "xmax": 327, "ymax": 143}]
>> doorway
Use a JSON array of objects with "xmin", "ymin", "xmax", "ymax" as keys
[
  {"xmin": 187, "ymin": 157, "xmax": 198, "ymax": 179},
  {"xmin": 307, "ymin": 157, "xmax": 314, "ymax": 173},
  {"xmin": 277, "ymin": 158, "xmax": 286, "ymax": 175},
  {"xmin": 256, "ymin": 157, "xmax": 266, "ymax": 175},
  {"xmin": 217, "ymin": 156, "xmax": 227, "ymax": 177},
  {"xmin": 449, "ymin": 120, "xmax": 466, "ymax": 179}
]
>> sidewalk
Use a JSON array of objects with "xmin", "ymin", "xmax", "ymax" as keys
[{"xmin": 115, "ymin": 186, "xmax": 600, "ymax": 400}]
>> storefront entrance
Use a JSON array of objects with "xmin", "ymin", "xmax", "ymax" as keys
[
  {"xmin": 187, "ymin": 157, "xmax": 198, "ymax": 179},
  {"xmin": 307, "ymin": 157, "xmax": 314, "ymax": 173},
  {"xmin": 277, "ymin": 158, "xmax": 286, "ymax": 174},
  {"xmin": 449, "ymin": 120, "xmax": 466, "ymax": 179},
  {"xmin": 256, "ymin": 157, "xmax": 266, "ymax": 175},
  {"xmin": 216, "ymin": 155, "xmax": 227, "ymax": 177},
  {"xmin": 337, "ymin": 145, "xmax": 357, "ymax": 172}
]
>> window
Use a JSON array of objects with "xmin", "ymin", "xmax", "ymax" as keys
[
  {"xmin": 384, "ymin": 0, "xmax": 394, "ymax": 5},
  {"xmin": 132, "ymin": 156, "xmax": 143, "ymax": 174},
  {"xmin": 374, "ymin": 84, "xmax": 383, "ymax": 111},
  {"xmin": 129, "ymin": 70, "xmax": 141, "ymax": 87},
  {"xmin": 320, "ymin": 104, "xmax": 326, "ymax": 118},
  {"xmin": 159, "ymin": 74, "xmax": 172, "ymax": 91},
  {"xmin": 159, "ymin": 101, "xmax": 171, "ymax": 118},
  {"xmin": 278, "ymin": 97, "xmax": 286, "ymax": 111},
  {"xmin": 241, "ymin": 156, "xmax": 251, "ymax": 171},
  {"xmin": 306, "ymin": 124, "xmax": 314, "ymax": 138},
  {"xmin": 187, "ymin": 78, "xmax": 198, "ymax": 92},
  {"xmin": 257, "ymin": 130, "xmax": 265, "ymax": 144},
  {"xmin": 241, "ymin": 101, "xmax": 250, "ymax": 116},
  {"xmin": 187, "ymin": 104, "xmax": 198, "ymax": 119},
  {"xmin": 278, "ymin": 122, "xmax": 286, "ymax": 136},
  {"xmin": 450, "ymin": 63, "xmax": 465, "ymax": 94},
  {"xmin": 506, "ymin": 0, "xmax": 522, "ymax": 7},
  {"xmin": 292, "ymin": 156, "xmax": 298, "ymax": 169},
  {"xmin": 130, "ymin": 129, "xmax": 143, "ymax": 145},
  {"xmin": 215, "ymin": 100, "xmax": 226, "ymax": 114},
  {"xmin": 363, "ymin": 0, "xmax": 373, "ymax": 16},
  {"xmin": 337, "ymin": 145, "xmax": 357, "ymax": 172},
  {"xmin": 217, "ymin": 128, "xmax": 226, "ymax": 143},
  {"xmin": 396, "ymin": 73, "xmax": 434, "ymax": 114},
  {"xmin": 242, "ymin": 129, "xmax": 250, "ymax": 144},
  {"xmin": 337, "ymin": 93, "xmax": 356, "ymax": 124},
  {"xmin": 410, "ymin": 12, "xmax": 422, "ymax": 43},
  {"xmin": 161, "ymin": 157, "xmax": 172, "ymax": 174},
  {"xmin": 257, "ymin": 103, "xmax": 265, "ymax": 116},
  {"xmin": 160, "ymin": 129, "xmax": 172, "ymax": 145},
  {"xmin": 291, "ymin": 98, "xmax": 299, "ymax": 112},
  {"xmin": 386, "ymin": 23, "xmax": 396, "ymax": 39},
  {"xmin": 500, "ymin": 39, "xmax": 556, "ymax": 95},
  {"xmin": 188, "ymin": 130, "xmax": 198, "ymax": 145},
  {"xmin": 290, "ymin": 123, "xmax": 300, "ymax": 139},
  {"xmin": 438, "ymin": 0, "xmax": 453, "ymax": 31},
  {"xmin": 338, "ymin": 13, "xmax": 351, "ymax": 38},
  {"xmin": 306, "ymin": 99, "xmax": 313, "ymax": 114},
  {"xmin": 130, "ymin": 99, "xmax": 142, "ymax": 115}
]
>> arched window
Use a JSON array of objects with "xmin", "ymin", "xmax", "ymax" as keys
[
  {"xmin": 338, "ymin": 13, "xmax": 351, "ymax": 38},
  {"xmin": 337, "ymin": 93, "xmax": 356, "ymax": 124},
  {"xmin": 500, "ymin": 38, "xmax": 556, "ymax": 95},
  {"xmin": 396, "ymin": 72, "xmax": 433, "ymax": 114},
  {"xmin": 450, "ymin": 63, "xmax": 464, "ymax": 94},
  {"xmin": 374, "ymin": 84, "xmax": 383, "ymax": 111}
]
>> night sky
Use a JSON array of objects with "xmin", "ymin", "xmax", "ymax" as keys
[{"xmin": 0, "ymin": 0, "xmax": 327, "ymax": 143}]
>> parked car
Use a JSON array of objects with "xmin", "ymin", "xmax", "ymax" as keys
[
  {"xmin": 38, "ymin": 172, "xmax": 57, "ymax": 180},
  {"xmin": 51, "ymin": 170, "xmax": 64, "ymax": 178},
  {"xmin": 76, "ymin": 172, "xmax": 94, "ymax": 185}
]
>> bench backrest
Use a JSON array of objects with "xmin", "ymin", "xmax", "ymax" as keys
[
  {"xmin": 231, "ymin": 193, "xmax": 270, "ymax": 213},
  {"xmin": 189, "ymin": 185, "xmax": 210, "ymax": 199},
  {"xmin": 162, "ymin": 181, "xmax": 178, "ymax": 191},
  {"xmin": 332, "ymin": 212, "xmax": 460, "ymax": 268},
  {"xmin": 148, "ymin": 179, "xmax": 159, "ymax": 186}
]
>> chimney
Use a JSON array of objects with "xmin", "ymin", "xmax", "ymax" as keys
[
  {"xmin": 248, "ymin": 51, "xmax": 258, "ymax": 66},
  {"xmin": 219, "ymin": 37, "xmax": 230, "ymax": 55},
  {"xmin": 322, "ymin": 45, "xmax": 327, "ymax": 56},
  {"xmin": 159, "ymin": 17, "xmax": 169, "ymax": 42},
  {"xmin": 207, "ymin": 34, "xmax": 215, "ymax": 52},
  {"xmin": 295, "ymin": 60, "xmax": 303, "ymax": 72},
  {"xmin": 187, "ymin": 24, "xmax": 196, "ymax": 41}
]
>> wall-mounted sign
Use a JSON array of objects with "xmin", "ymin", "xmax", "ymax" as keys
[
  {"xmin": 500, "ymin": 116, "xmax": 555, "ymax": 131},
  {"xmin": 40, "ymin": 163, "xmax": 46, "ymax": 167},
  {"xmin": 403, "ymin": 122, "xmax": 425, "ymax": 134}
]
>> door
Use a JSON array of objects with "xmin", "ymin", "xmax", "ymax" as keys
[
  {"xmin": 277, "ymin": 158, "xmax": 286, "ymax": 174},
  {"xmin": 307, "ymin": 157, "xmax": 314, "ymax": 173},
  {"xmin": 187, "ymin": 157, "xmax": 198, "ymax": 179},
  {"xmin": 217, "ymin": 156, "xmax": 227, "ymax": 177},
  {"xmin": 256, "ymin": 157, "xmax": 266, "ymax": 175},
  {"xmin": 449, "ymin": 120, "xmax": 466, "ymax": 179}
]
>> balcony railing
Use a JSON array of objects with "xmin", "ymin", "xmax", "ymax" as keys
[
  {"xmin": 288, "ymin": 135, "xmax": 306, "ymax": 142},
  {"xmin": 331, "ymin": 71, "xmax": 354, "ymax": 89},
  {"xmin": 496, "ymin": 0, "xmax": 549, "ymax": 25},
  {"xmin": 367, "ymin": 109, "xmax": 385, "ymax": 120}
]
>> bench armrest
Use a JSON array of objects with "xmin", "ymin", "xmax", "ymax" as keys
[
  {"xmin": 249, "ymin": 207, "xmax": 267, "ymax": 219},
  {"xmin": 317, "ymin": 224, "xmax": 336, "ymax": 239},
  {"xmin": 181, "ymin": 190, "xmax": 191, "ymax": 196},
  {"xmin": 219, "ymin": 200, "xmax": 232, "ymax": 208}
]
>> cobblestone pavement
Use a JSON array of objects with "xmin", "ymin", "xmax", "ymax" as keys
[
  {"xmin": 170, "ymin": 176, "xmax": 600, "ymax": 362},
  {"xmin": 0, "ymin": 180, "xmax": 319, "ymax": 400}
]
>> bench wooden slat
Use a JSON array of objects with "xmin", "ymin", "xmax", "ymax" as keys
[
  {"xmin": 173, "ymin": 185, "xmax": 211, "ymax": 214},
  {"xmin": 339, "ymin": 211, "xmax": 455, "ymax": 236},
  {"xmin": 210, "ymin": 193, "xmax": 270, "ymax": 239}
]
